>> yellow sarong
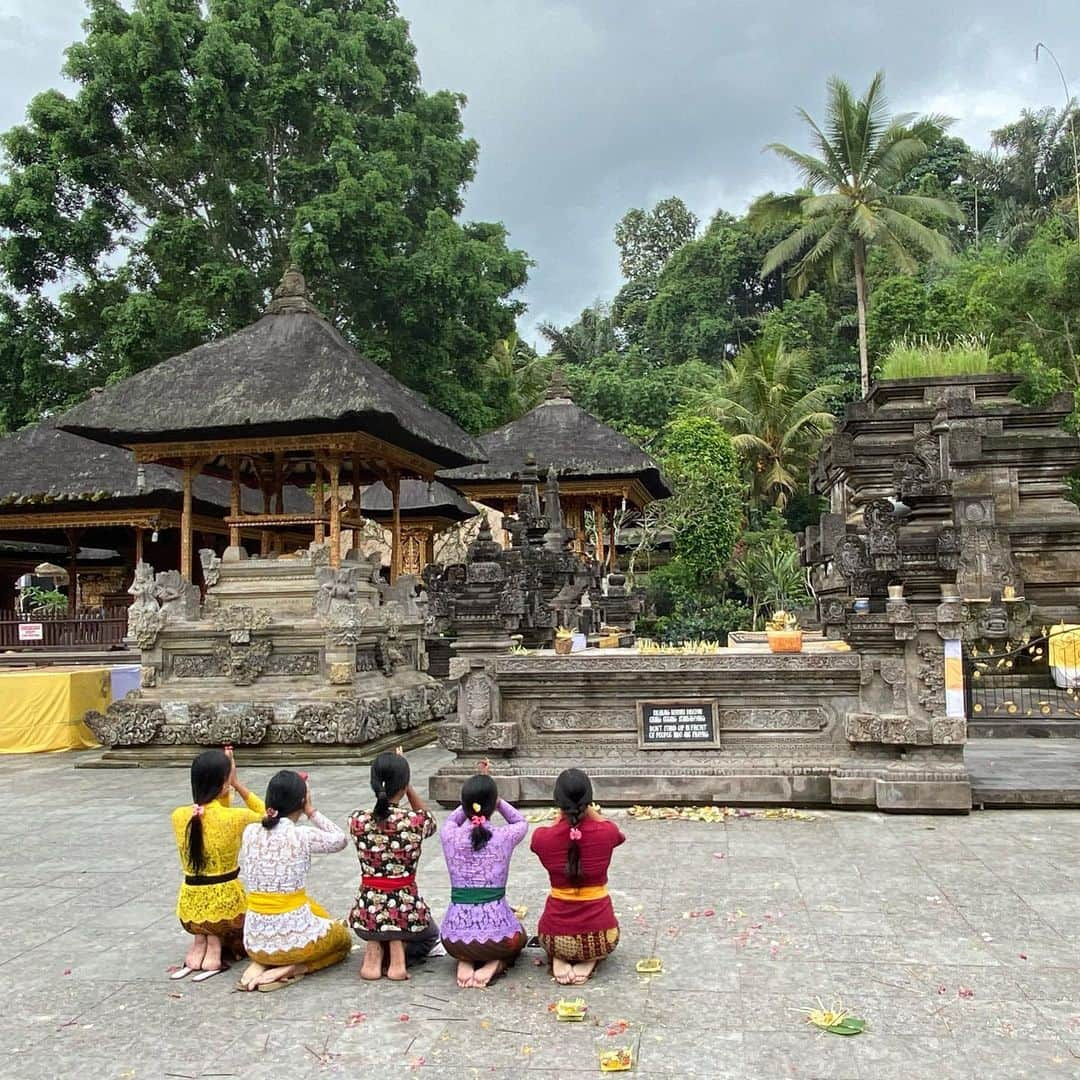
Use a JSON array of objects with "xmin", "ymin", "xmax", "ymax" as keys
[{"xmin": 247, "ymin": 890, "xmax": 331, "ymax": 918}]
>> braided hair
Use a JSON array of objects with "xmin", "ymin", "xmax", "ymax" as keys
[{"xmin": 553, "ymin": 768, "xmax": 593, "ymax": 883}]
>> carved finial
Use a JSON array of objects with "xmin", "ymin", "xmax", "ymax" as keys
[
  {"xmin": 544, "ymin": 368, "xmax": 572, "ymax": 401},
  {"xmin": 267, "ymin": 265, "xmax": 320, "ymax": 316}
]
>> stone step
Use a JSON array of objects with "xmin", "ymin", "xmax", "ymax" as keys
[
  {"xmin": 967, "ymin": 719, "xmax": 1080, "ymax": 738},
  {"xmin": 73, "ymin": 722, "xmax": 439, "ymax": 769}
]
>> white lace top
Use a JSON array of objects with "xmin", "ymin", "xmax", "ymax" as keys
[{"xmin": 239, "ymin": 812, "xmax": 347, "ymax": 957}]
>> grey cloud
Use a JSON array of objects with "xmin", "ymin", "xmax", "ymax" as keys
[{"xmin": 1, "ymin": 1, "xmax": 1077, "ymax": 343}]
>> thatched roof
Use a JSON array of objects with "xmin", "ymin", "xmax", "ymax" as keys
[
  {"xmin": 58, "ymin": 268, "xmax": 486, "ymax": 470},
  {"xmin": 439, "ymin": 371, "xmax": 670, "ymax": 500},
  {"xmin": 360, "ymin": 480, "xmax": 477, "ymax": 524},
  {"xmin": 0, "ymin": 420, "xmax": 306, "ymax": 515}
]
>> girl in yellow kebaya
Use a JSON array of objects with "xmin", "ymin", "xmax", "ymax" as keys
[{"xmin": 170, "ymin": 748, "xmax": 264, "ymax": 981}]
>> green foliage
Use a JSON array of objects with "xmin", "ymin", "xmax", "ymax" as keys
[
  {"xmin": 614, "ymin": 197, "xmax": 699, "ymax": 282},
  {"xmin": 20, "ymin": 585, "xmax": 68, "ymax": 613},
  {"xmin": 0, "ymin": 0, "xmax": 528, "ymax": 431},
  {"xmin": 657, "ymin": 415, "xmax": 743, "ymax": 590},
  {"xmin": 998, "ymin": 343, "xmax": 1068, "ymax": 406},
  {"xmin": 692, "ymin": 342, "xmax": 838, "ymax": 508},
  {"xmin": 728, "ymin": 509, "xmax": 810, "ymax": 629},
  {"xmin": 878, "ymin": 336, "xmax": 993, "ymax": 380},
  {"xmin": 753, "ymin": 71, "xmax": 963, "ymax": 394}
]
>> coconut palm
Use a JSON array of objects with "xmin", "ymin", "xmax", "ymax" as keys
[
  {"xmin": 692, "ymin": 342, "xmax": 838, "ymax": 508},
  {"xmin": 752, "ymin": 72, "xmax": 964, "ymax": 396}
]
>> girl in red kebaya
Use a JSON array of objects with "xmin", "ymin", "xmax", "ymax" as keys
[{"xmin": 530, "ymin": 768, "xmax": 625, "ymax": 985}]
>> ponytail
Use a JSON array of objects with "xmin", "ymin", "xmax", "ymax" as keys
[
  {"xmin": 260, "ymin": 771, "xmax": 306, "ymax": 829},
  {"xmin": 460, "ymin": 774, "xmax": 498, "ymax": 852},
  {"xmin": 185, "ymin": 750, "xmax": 230, "ymax": 873},
  {"xmin": 370, "ymin": 751, "xmax": 410, "ymax": 824},
  {"xmin": 553, "ymin": 767, "xmax": 593, "ymax": 884}
]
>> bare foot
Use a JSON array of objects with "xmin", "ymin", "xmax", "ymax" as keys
[
  {"xmin": 552, "ymin": 958, "xmax": 575, "ymax": 984},
  {"xmin": 200, "ymin": 935, "xmax": 223, "ymax": 972},
  {"xmin": 239, "ymin": 961, "xmax": 266, "ymax": 989},
  {"xmin": 471, "ymin": 960, "xmax": 502, "ymax": 988},
  {"xmin": 456, "ymin": 960, "xmax": 474, "ymax": 989},
  {"xmin": 360, "ymin": 942, "xmax": 384, "ymax": 981},
  {"xmin": 252, "ymin": 963, "xmax": 301, "ymax": 988},
  {"xmin": 184, "ymin": 935, "xmax": 208, "ymax": 971},
  {"xmin": 386, "ymin": 940, "xmax": 409, "ymax": 981},
  {"xmin": 570, "ymin": 960, "xmax": 597, "ymax": 984}
]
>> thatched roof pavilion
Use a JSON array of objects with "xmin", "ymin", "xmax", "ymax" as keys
[
  {"xmin": 360, "ymin": 479, "xmax": 478, "ymax": 576},
  {"xmin": 439, "ymin": 371, "xmax": 669, "ymax": 564},
  {"xmin": 58, "ymin": 268, "xmax": 486, "ymax": 578}
]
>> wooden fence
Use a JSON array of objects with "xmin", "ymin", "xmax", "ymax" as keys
[{"xmin": 0, "ymin": 607, "xmax": 129, "ymax": 650}]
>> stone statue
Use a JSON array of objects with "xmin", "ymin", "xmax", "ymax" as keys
[
  {"xmin": 127, "ymin": 562, "xmax": 166, "ymax": 648},
  {"xmin": 199, "ymin": 548, "xmax": 222, "ymax": 589},
  {"xmin": 154, "ymin": 570, "xmax": 200, "ymax": 619}
]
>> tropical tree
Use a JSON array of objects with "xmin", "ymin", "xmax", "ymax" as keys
[
  {"xmin": 0, "ymin": 0, "xmax": 528, "ymax": 432},
  {"xmin": 481, "ymin": 331, "xmax": 553, "ymax": 422},
  {"xmin": 752, "ymin": 72, "xmax": 964, "ymax": 395},
  {"xmin": 693, "ymin": 342, "xmax": 839, "ymax": 508}
]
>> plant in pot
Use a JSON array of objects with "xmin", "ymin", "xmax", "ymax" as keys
[
  {"xmin": 766, "ymin": 609, "xmax": 803, "ymax": 653},
  {"xmin": 553, "ymin": 626, "xmax": 574, "ymax": 655}
]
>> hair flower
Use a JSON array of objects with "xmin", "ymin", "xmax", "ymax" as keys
[
  {"xmin": 191, "ymin": 803, "xmax": 204, "ymax": 818},
  {"xmin": 470, "ymin": 814, "xmax": 487, "ymax": 827},
  {"xmin": 298, "ymin": 771, "xmax": 309, "ymax": 781},
  {"xmin": 568, "ymin": 827, "xmax": 582, "ymax": 841},
  {"xmin": 265, "ymin": 807, "xmax": 279, "ymax": 819},
  {"xmin": 471, "ymin": 802, "xmax": 482, "ymax": 813}
]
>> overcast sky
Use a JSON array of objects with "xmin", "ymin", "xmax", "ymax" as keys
[{"xmin": 1, "ymin": 1, "xmax": 1078, "ymax": 344}]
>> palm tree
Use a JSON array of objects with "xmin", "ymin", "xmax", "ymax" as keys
[
  {"xmin": 483, "ymin": 331, "xmax": 553, "ymax": 420},
  {"xmin": 692, "ymin": 342, "xmax": 838, "ymax": 508},
  {"xmin": 752, "ymin": 73, "xmax": 964, "ymax": 396}
]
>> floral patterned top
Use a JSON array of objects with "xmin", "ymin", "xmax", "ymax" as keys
[{"xmin": 347, "ymin": 805, "xmax": 437, "ymax": 939}]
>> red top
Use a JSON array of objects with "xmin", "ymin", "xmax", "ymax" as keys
[{"xmin": 530, "ymin": 816, "xmax": 625, "ymax": 935}]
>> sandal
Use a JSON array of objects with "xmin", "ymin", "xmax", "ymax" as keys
[
  {"xmin": 192, "ymin": 963, "xmax": 230, "ymax": 983},
  {"xmin": 169, "ymin": 966, "xmax": 195, "ymax": 981},
  {"xmin": 256, "ymin": 973, "xmax": 305, "ymax": 992}
]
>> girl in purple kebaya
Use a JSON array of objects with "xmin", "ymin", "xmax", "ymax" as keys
[{"xmin": 439, "ymin": 769, "xmax": 528, "ymax": 988}]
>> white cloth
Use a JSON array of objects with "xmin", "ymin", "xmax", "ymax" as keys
[{"xmin": 239, "ymin": 811, "xmax": 347, "ymax": 956}]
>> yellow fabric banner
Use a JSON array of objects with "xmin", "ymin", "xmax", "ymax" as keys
[
  {"xmin": 1049, "ymin": 624, "xmax": 1080, "ymax": 669},
  {"xmin": 0, "ymin": 667, "xmax": 105, "ymax": 754}
]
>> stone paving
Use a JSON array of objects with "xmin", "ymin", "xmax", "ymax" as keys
[{"xmin": 3, "ymin": 745, "xmax": 1079, "ymax": 1079}]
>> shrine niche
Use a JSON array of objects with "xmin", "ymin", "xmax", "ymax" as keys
[
  {"xmin": 438, "ymin": 370, "xmax": 670, "ymax": 567},
  {"xmin": 62, "ymin": 267, "xmax": 489, "ymax": 753}
]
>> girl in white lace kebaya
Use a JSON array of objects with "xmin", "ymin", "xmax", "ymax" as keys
[{"xmin": 236, "ymin": 770, "xmax": 351, "ymax": 991}]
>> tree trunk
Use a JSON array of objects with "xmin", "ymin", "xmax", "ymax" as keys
[{"xmin": 852, "ymin": 239, "xmax": 870, "ymax": 397}]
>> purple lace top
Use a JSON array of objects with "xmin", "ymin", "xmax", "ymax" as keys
[{"xmin": 439, "ymin": 799, "xmax": 528, "ymax": 944}]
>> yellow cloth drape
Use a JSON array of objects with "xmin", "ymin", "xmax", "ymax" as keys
[
  {"xmin": 247, "ymin": 890, "xmax": 331, "ymax": 919},
  {"xmin": 1049, "ymin": 624, "xmax": 1080, "ymax": 668},
  {"xmin": 549, "ymin": 884, "xmax": 610, "ymax": 902},
  {"xmin": 0, "ymin": 667, "xmax": 106, "ymax": 754}
]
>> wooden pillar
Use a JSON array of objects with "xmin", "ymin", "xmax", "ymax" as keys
[
  {"xmin": 229, "ymin": 456, "xmax": 241, "ymax": 549},
  {"xmin": 313, "ymin": 461, "xmax": 325, "ymax": 544},
  {"xmin": 272, "ymin": 451, "xmax": 284, "ymax": 514},
  {"xmin": 328, "ymin": 457, "xmax": 342, "ymax": 568},
  {"xmin": 65, "ymin": 528, "xmax": 82, "ymax": 614},
  {"xmin": 608, "ymin": 499, "xmax": 618, "ymax": 572},
  {"xmin": 593, "ymin": 501, "xmax": 605, "ymax": 567},
  {"xmin": 390, "ymin": 470, "xmax": 402, "ymax": 584},
  {"xmin": 135, "ymin": 526, "xmax": 145, "ymax": 568},
  {"xmin": 181, "ymin": 461, "xmax": 195, "ymax": 582}
]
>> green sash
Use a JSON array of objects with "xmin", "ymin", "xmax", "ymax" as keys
[{"xmin": 450, "ymin": 886, "xmax": 507, "ymax": 905}]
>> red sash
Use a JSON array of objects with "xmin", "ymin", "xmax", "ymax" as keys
[{"xmin": 362, "ymin": 874, "xmax": 416, "ymax": 891}]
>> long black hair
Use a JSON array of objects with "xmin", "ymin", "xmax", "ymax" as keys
[
  {"xmin": 186, "ymin": 750, "xmax": 230, "ymax": 874},
  {"xmin": 371, "ymin": 752, "xmax": 410, "ymax": 822},
  {"xmin": 460, "ymin": 774, "xmax": 498, "ymax": 852},
  {"xmin": 261, "ymin": 770, "xmax": 307, "ymax": 829},
  {"xmin": 553, "ymin": 767, "xmax": 593, "ymax": 883}
]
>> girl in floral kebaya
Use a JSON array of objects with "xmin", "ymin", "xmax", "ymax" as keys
[{"xmin": 347, "ymin": 749, "xmax": 438, "ymax": 980}]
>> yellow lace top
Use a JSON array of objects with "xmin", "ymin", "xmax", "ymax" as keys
[{"xmin": 171, "ymin": 789, "xmax": 265, "ymax": 928}]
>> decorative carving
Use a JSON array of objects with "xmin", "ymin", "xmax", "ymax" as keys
[
  {"xmin": 864, "ymin": 500, "xmax": 899, "ymax": 557},
  {"xmin": 188, "ymin": 704, "xmax": 271, "ymax": 746},
  {"xmin": 845, "ymin": 712, "xmax": 883, "ymax": 742},
  {"xmin": 264, "ymin": 653, "xmax": 319, "ymax": 676},
  {"xmin": 917, "ymin": 641, "xmax": 947, "ymax": 716},
  {"xmin": 173, "ymin": 653, "xmax": 223, "ymax": 678},
  {"xmin": 210, "ymin": 605, "xmax": 272, "ymax": 644},
  {"xmin": 833, "ymin": 534, "xmax": 872, "ymax": 592},
  {"xmin": 930, "ymin": 717, "xmax": 966, "ymax": 744},
  {"xmin": 220, "ymin": 639, "xmax": 272, "ymax": 685},
  {"xmin": 199, "ymin": 548, "xmax": 222, "ymax": 589},
  {"xmin": 392, "ymin": 690, "xmax": 426, "ymax": 732},
  {"xmin": 328, "ymin": 661, "xmax": 354, "ymax": 685},
  {"xmin": 127, "ymin": 562, "xmax": 166, "ymax": 648},
  {"xmin": 83, "ymin": 701, "xmax": 165, "ymax": 747},
  {"xmin": 894, "ymin": 431, "xmax": 949, "ymax": 496},
  {"xmin": 426, "ymin": 683, "xmax": 453, "ymax": 720},
  {"xmin": 315, "ymin": 566, "xmax": 358, "ymax": 617},
  {"xmin": 357, "ymin": 697, "xmax": 395, "ymax": 742},
  {"xmin": 139, "ymin": 665, "xmax": 157, "ymax": 689},
  {"xmin": 462, "ymin": 672, "xmax": 495, "ymax": 728},
  {"xmin": 718, "ymin": 707, "xmax": 830, "ymax": 732},
  {"xmin": 532, "ymin": 708, "xmax": 631, "ymax": 732},
  {"xmin": 880, "ymin": 715, "xmax": 917, "ymax": 744},
  {"xmin": 956, "ymin": 527, "xmax": 1017, "ymax": 599},
  {"xmin": 294, "ymin": 704, "xmax": 348, "ymax": 744},
  {"xmin": 154, "ymin": 569, "xmax": 200, "ymax": 619},
  {"xmin": 356, "ymin": 648, "xmax": 379, "ymax": 672}
]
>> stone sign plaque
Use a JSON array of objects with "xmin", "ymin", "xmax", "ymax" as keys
[{"xmin": 637, "ymin": 698, "xmax": 719, "ymax": 749}]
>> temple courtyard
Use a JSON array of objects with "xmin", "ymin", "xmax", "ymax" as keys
[{"xmin": 2, "ymin": 744, "xmax": 1078, "ymax": 1080}]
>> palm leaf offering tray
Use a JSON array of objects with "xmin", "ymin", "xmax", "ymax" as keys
[
  {"xmin": 555, "ymin": 998, "xmax": 588, "ymax": 1021},
  {"xmin": 634, "ymin": 957, "xmax": 663, "ymax": 974},
  {"xmin": 599, "ymin": 1047, "xmax": 633, "ymax": 1071}
]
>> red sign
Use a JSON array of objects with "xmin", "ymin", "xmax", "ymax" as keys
[{"xmin": 18, "ymin": 623, "xmax": 44, "ymax": 642}]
